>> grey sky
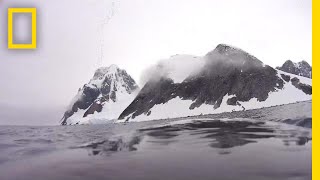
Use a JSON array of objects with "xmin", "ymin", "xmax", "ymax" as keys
[{"xmin": 0, "ymin": 0, "xmax": 311, "ymax": 124}]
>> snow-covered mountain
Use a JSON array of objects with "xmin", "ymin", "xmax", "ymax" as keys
[
  {"xmin": 61, "ymin": 65, "xmax": 139, "ymax": 125},
  {"xmin": 118, "ymin": 44, "xmax": 312, "ymax": 122},
  {"xmin": 276, "ymin": 60, "xmax": 312, "ymax": 78}
]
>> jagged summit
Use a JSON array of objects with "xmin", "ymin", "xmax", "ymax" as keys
[
  {"xmin": 276, "ymin": 60, "xmax": 312, "ymax": 78},
  {"xmin": 203, "ymin": 44, "xmax": 264, "ymax": 75},
  {"xmin": 89, "ymin": 64, "xmax": 138, "ymax": 94},
  {"xmin": 206, "ymin": 44, "xmax": 262, "ymax": 65},
  {"xmin": 214, "ymin": 43, "xmax": 243, "ymax": 53},
  {"xmin": 106, "ymin": 64, "xmax": 119, "ymax": 73},
  {"xmin": 93, "ymin": 64, "xmax": 119, "ymax": 78},
  {"xmin": 207, "ymin": 44, "xmax": 248, "ymax": 55},
  {"xmin": 60, "ymin": 44, "xmax": 312, "ymax": 125},
  {"xmin": 61, "ymin": 65, "xmax": 139, "ymax": 125}
]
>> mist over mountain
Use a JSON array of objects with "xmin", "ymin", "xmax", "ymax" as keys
[
  {"xmin": 61, "ymin": 44, "xmax": 312, "ymax": 125},
  {"xmin": 118, "ymin": 44, "xmax": 312, "ymax": 122}
]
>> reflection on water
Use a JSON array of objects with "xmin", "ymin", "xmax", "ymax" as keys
[
  {"xmin": 75, "ymin": 120, "xmax": 311, "ymax": 157},
  {"xmin": 77, "ymin": 136, "xmax": 142, "ymax": 156},
  {"xmin": 141, "ymin": 121, "xmax": 276, "ymax": 149},
  {"xmin": 0, "ymin": 101, "xmax": 312, "ymax": 180}
]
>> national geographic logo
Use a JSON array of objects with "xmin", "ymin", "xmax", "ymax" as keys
[{"xmin": 7, "ymin": 8, "xmax": 37, "ymax": 49}]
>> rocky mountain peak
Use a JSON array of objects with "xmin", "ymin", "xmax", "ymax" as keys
[
  {"xmin": 213, "ymin": 44, "xmax": 242, "ymax": 54},
  {"xmin": 118, "ymin": 43, "xmax": 312, "ymax": 122},
  {"xmin": 61, "ymin": 65, "xmax": 139, "ymax": 125},
  {"xmin": 204, "ymin": 43, "xmax": 264, "ymax": 73},
  {"xmin": 298, "ymin": 60, "xmax": 311, "ymax": 69},
  {"xmin": 107, "ymin": 64, "xmax": 119, "ymax": 74},
  {"xmin": 93, "ymin": 64, "xmax": 119, "ymax": 79},
  {"xmin": 276, "ymin": 60, "xmax": 312, "ymax": 78},
  {"xmin": 210, "ymin": 44, "xmax": 253, "ymax": 57}
]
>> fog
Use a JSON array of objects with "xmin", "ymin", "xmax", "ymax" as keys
[
  {"xmin": 0, "ymin": 0, "xmax": 311, "ymax": 125},
  {"xmin": 139, "ymin": 44, "xmax": 268, "ymax": 85}
]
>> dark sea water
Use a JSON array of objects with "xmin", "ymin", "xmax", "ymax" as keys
[{"xmin": 0, "ymin": 101, "xmax": 311, "ymax": 180}]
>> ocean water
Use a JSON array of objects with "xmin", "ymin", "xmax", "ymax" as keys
[{"xmin": 0, "ymin": 101, "xmax": 311, "ymax": 180}]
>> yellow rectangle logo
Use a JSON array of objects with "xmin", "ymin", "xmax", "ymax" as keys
[{"xmin": 8, "ymin": 8, "xmax": 37, "ymax": 49}]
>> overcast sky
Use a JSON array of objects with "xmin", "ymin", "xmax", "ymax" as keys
[{"xmin": 0, "ymin": 0, "xmax": 311, "ymax": 124}]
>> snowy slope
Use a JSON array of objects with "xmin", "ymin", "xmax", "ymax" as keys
[
  {"xmin": 120, "ymin": 70, "xmax": 311, "ymax": 122},
  {"xmin": 118, "ymin": 44, "xmax": 312, "ymax": 122},
  {"xmin": 61, "ymin": 65, "xmax": 139, "ymax": 125}
]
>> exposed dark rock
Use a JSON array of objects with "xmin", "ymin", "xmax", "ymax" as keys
[
  {"xmin": 83, "ymin": 102, "xmax": 103, "ymax": 117},
  {"xmin": 291, "ymin": 77, "xmax": 312, "ymax": 95},
  {"xmin": 277, "ymin": 60, "xmax": 312, "ymax": 78},
  {"xmin": 280, "ymin": 74, "xmax": 291, "ymax": 82},
  {"xmin": 119, "ymin": 44, "xmax": 286, "ymax": 121},
  {"xmin": 61, "ymin": 85, "xmax": 100, "ymax": 125},
  {"xmin": 61, "ymin": 65, "xmax": 139, "ymax": 125},
  {"xmin": 119, "ymin": 78, "xmax": 178, "ymax": 120},
  {"xmin": 291, "ymin": 77, "xmax": 300, "ymax": 85},
  {"xmin": 227, "ymin": 97, "xmax": 238, "ymax": 106}
]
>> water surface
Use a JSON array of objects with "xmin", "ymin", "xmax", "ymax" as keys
[{"xmin": 0, "ymin": 102, "xmax": 311, "ymax": 180}]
